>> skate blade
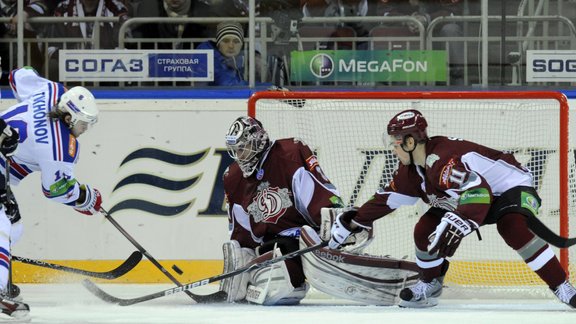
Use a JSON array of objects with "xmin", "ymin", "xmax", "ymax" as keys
[
  {"xmin": 398, "ymin": 297, "xmax": 438, "ymax": 308},
  {"xmin": 0, "ymin": 310, "xmax": 31, "ymax": 323}
]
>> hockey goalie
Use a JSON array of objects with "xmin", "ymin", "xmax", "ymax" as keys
[{"xmin": 219, "ymin": 116, "xmax": 419, "ymax": 305}]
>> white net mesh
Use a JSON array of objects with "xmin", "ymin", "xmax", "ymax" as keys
[{"xmin": 251, "ymin": 92, "xmax": 575, "ymax": 297}]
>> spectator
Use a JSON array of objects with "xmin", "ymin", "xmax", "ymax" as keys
[
  {"xmin": 47, "ymin": 0, "xmax": 129, "ymax": 80},
  {"xmin": 302, "ymin": 0, "xmax": 371, "ymax": 41},
  {"xmin": 49, "ymin": 0, "xmax": 128, "ymax": 50},
  {"xmin": 0, "ymin": 0, "xmax": 50, "ymax": 82},
  {"xmin": 196, "ymin": 21, "xmax": 249, "ymax": 86},
  {"xmin": 130, "ymin": 0, "xmax": 212, "ymax": 50},
  {"xmin": 199, "ymin": 0, "xmax": 252, "ymax": 17},
  {"xmin": 376, "ymin": 0, "xmax": 465, "ymax": 85}
]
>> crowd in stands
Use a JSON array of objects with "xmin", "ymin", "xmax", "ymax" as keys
[{"xmin": 0, "ymin": 0, "xmax": 473, "ymax": 86}]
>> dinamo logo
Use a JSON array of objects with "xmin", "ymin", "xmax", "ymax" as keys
[{"xmin": 310, "ymin": 53, "xmax": 334, "ymax": 78}]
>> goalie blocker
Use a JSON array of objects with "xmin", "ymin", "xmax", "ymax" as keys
[{"xmin": 300, "ymin": 225, "xmax": 420, "ymax": 305}]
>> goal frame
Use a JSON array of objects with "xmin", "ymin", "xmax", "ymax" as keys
[{"xmin": 248, "ymin": 90, "xmax": 570, "ymax": 272}]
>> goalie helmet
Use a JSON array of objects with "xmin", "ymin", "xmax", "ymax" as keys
[
  {"xmin": 386, "ymin": 109, "xmax": 428, "ymax": 143},
  {"xmin": 225, "ymin": 116, "xmax": 270, "ymax": 177},
  {"xmin": 57, "ymin": 86, "xmax": 99, "ymax": 137}
]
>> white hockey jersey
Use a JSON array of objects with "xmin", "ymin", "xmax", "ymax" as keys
[{"xmin": 0, "ymin": 67, "xmax": 82, "ymax": 206}]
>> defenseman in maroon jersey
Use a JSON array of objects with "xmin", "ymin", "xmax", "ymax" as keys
[
  {"xmin": 220, "ymin": 116, "xmax": 344, "ymax": 305},
  {"xmin": 329, "ymin": 109, "xmax": 576, "ymax": 308}
]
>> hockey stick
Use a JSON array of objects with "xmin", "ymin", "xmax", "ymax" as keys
[
  {"xmin": 4, "ymin": 155, "xmax": 16, "ymax": 297},
  {"xmin": 526, "ymin": 214, "xmax": 576, "ymax": 248},
  {"xmin": 12, "ymin": 251, "xmax": 142, "ymax": 279},
  {"xmin": 82, "ymin": 241, "xmax": 328, "ymax": 306},
  {"xmin": 99, "ymin": 207, "xmax": 223, "ymax": 303}
]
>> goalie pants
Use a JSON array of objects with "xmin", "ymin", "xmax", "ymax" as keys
[{"xmin": 413, "ymin": 195, "xmax": 566, "ymax": 289}]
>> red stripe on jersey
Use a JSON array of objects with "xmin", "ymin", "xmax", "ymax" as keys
[
  {"xmin": 50, "ymin": 82, "xmax": 59, "ymax": 106},
  {"xmin": 8, "ymin": 158, "xmax": 30, "ymax": 178},
  {"xmin": 9, "ymin": 70, "xmax": 17, "ymax": 95},
  {"xmin": 0, "ymin": 252, "xmax": 9, "ymax": 264}
]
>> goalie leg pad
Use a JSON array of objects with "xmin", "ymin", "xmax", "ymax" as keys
[
  {"xmin": 219, "ymin": 240, "xmax": 256, "ymax": 303},
  {"xmin": 300, "ymin": 226, "xmax": 420, "ymax": 305},
  {"xmin": 246, "ymin": 248, "xmax": 309, "ymax": 306}
]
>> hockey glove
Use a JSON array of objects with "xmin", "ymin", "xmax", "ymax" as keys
[
  {"xmin": 0, "ymin": 189, "xmax": 20, "ymax": 223},
  {"xmin": 328, "ymin": 208, "xmax": 360, "ymax": 249},
  {"xmin": 427, "ymin": 212, "xmax": 478, "ymax": 258},
  {"xmin": 0, "ymin": 120, "xmax": 19, "ymax": 157},
  {"xmin": 74, "ymin": 184, "xmax": 102, "ymax": 216}
]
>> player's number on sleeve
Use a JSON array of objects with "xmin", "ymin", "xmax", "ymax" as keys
[{"xmin": 2, "ymin": 104, "xmax": 29, "ymax": 142}]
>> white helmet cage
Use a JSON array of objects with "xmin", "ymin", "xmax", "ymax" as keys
[
  {"xmin": 57, "ymin": 86, "xmax": 99, "ymax": 129},
  {"xmin": 225, "ymin": 116, "xmax": 270, "ymax": 177}
]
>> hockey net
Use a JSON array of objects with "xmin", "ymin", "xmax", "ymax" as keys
[{"xmin": 248, "ymin": 91, "xmax": 575, "ymax": 298}]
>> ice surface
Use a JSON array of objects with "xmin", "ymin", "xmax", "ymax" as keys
[{"xmin": 15, "ymin": 284, "xmax": 576, "ymax": 324}]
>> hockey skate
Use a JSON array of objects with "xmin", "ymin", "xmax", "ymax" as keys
[
  {"xmin": 553, "ymin": 280, "xmax": 576, "ymax": 308},
  {"xmin": 0, "ymin": 292, "xmax": 30, "ymax": 322},
  {"xmin": 398, "ymin": 278, "xmax": 443, "ymax": 308}
]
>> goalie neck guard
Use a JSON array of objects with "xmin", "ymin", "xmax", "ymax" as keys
[{"xmin": 225, "ymin": 116, "xmax": 270, "ymax": 178}]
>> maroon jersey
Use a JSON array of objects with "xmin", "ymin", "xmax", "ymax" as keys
[
  {"xmin": 224, "ymin": 138, "xmax": 342, "ymax": 248},
  {"xmin": 355, "ymin": 136, "xmax": 533, "ymax": 227}
]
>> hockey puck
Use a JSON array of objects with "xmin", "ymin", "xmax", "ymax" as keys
[
  {"xmin": 8, "ymin": 284, "xmax": 20, "ymax": 298},
  {"xmin": 172, "ymin": 264, "xmax": 184, "ymax": 275}
]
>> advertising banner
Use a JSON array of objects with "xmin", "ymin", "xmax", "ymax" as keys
[
  {"xmin": 59, "ymin": 49, "xmax": 214, "ymax": 81},
  {"xmin": 526, "ymin": 50, "xmax": 576, "ymax": 82},
  {"xmin": 291, "ymin": 50, "xmax": 447, "ymax": 82}
]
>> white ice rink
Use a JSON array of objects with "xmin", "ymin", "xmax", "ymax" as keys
[{"xmin": 11, "ymin": 283, "xmax": 576, "ymax": 324}]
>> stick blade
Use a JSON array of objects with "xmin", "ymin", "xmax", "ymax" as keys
[
  {"xmin": 82, "ymin": 279, "xmax": 138, "ymax": 306},
  {"xmin": 527, "ymin": 216, "xmax": 576, "ymax": 248},
  {"xmin": 192, "ymin": 291, "xmax": 228, "ymax": 304},
  {"xmin": 103, "ymin": 251, "xmax": 143, "ymax": 279}
]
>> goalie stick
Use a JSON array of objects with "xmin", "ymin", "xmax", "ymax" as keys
[
  {"xmin": 99, "ymin": 207, "xmax": 223, "ymax": 303},
  {"xmin": 12, "ymin": 251, "xmax": 143, "ymax": 279},
  {"xmin": 82, "ymin": 241, "xmax": 328, "ymax": 306}
]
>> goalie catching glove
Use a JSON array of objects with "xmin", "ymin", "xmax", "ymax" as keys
[
  {"xmin": 74, "ymin": 184, "xmax": 102, "ymax": 216},
  {"xmin": 427, "ymin": 211, "xmax": 479, "ymax": 258}
]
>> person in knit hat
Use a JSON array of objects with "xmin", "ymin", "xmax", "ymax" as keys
[
  {"xmin": 196, "ymin": 21, "xmax": 248, "ymax": 86},
  {"xmin": 216, "ymin": 21, "xmax": 244, "ymax": 58}
]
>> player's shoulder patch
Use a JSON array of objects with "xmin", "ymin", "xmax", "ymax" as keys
[
  {"xmin": 425, "ymin": 154, "xmax": 440, "ymax": 168},
  {"xmin": 305, "ymin": 155, "xmax": 319, "ymax": 171},
  {"xmin": 67, "ymin": 134, "xmax": 77, "ymax": 158}
]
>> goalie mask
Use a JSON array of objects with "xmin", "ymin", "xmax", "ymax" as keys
[
  {"xmin": 225, "ymin": 116, "xmax": 270, "ymax": 177},
  {"xmin": 57, "ymin": 86, "xmax": 99, "ymax": 137}
]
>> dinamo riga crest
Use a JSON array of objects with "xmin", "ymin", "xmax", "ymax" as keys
[{"xmin": 248, "ymin": 182, "xmax": 293, "ymax": 224}]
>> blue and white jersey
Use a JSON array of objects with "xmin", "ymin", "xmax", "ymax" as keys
[{"xmin": 1, "ymin": 67, "xmax": 81, "ymax": 206}]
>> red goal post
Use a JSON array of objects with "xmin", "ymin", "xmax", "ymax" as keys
[{"xmin": 248, "ymin": 91, "xmax": 573, "ymax": 292}]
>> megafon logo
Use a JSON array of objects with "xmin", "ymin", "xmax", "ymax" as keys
[{"xmin": 310, "ymin": 54, "xmax": 334, "ymax": 78}]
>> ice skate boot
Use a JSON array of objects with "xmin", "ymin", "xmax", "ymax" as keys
[
  {"xmin": 398, "ymin": 278, "xmax": 443, "ymax": 308},
  {"xmin": 553, "ymin": 280, "xmax": 576, "ymax": 308},
  {"xmin": 0, "ymin": 292, "xmax": 30, "ymax": 322}
]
